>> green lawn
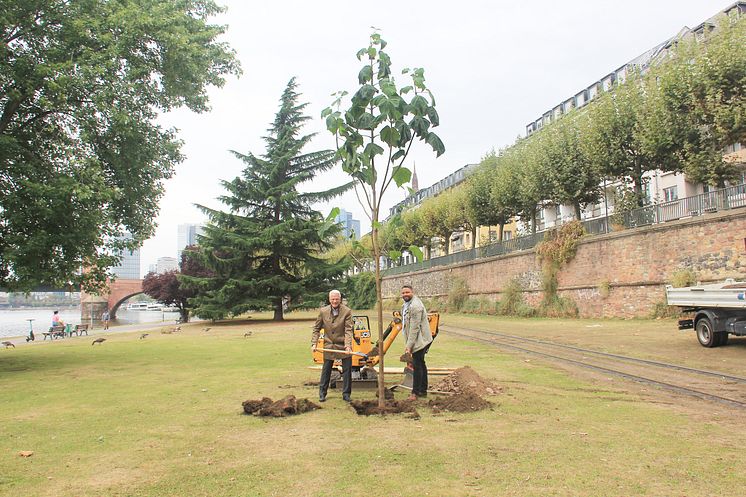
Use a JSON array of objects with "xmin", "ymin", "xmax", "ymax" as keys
[{"xmin": 1, "ymin": 313, "xmax": 744, "ymax": 497}]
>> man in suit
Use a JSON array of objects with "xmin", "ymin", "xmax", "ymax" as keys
[
  {"xmin": 401, "ymin": 284, "xmax": 433, "ymax": 400},
  {"xmin": 311, "ymin": 289, "xmax": 354, "ymax": 402}
]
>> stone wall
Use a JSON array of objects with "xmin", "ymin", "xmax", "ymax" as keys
[{"xmin": 382, "ymin": 209, "xmax": 746, "ymax": 318}]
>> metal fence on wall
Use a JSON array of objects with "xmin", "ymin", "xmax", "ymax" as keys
[{"xmin": 382, "ymin": 182, "xmax": 746, "ymax": 276}]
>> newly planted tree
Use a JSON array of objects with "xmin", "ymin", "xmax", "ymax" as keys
[{"xmin": 323, "ymin": 33, "xmax": 444, "ymax": 406}]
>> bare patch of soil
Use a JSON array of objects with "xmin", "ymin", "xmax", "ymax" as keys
[
  {"xmin": 429, "ymin": 391, "xmax": 493, "ymax": 413},
  {"xmin": 434, "ymin": 366, "xmax": 501, "ymax": 396},
  {"xmin": 242, "ymin": 395, "xmax": 320, "ymax": 417},
  {"xmin": 350, "ymin": 399, "xmax": 419, "ymax": 418}
]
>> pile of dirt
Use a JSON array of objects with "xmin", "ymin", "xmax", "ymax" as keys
[
  {"xmin": 242, "ymin": 395, "xmax": 320, "ymax": 417},
  {"xmin": 349, "ymin": 399, "xmax": 419, "ymax": 418},
  {"xmin": 428, "ymin": 390, "xmax": 492, "ymax": 413},
  {"xmin": 433, "ymin": 366, "xmax": 500, "ymax": 396}
]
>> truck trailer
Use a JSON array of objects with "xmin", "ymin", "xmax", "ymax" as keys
[{"xmin": 666, "ymin": 279, "xmax": 746, "ymax": 347}]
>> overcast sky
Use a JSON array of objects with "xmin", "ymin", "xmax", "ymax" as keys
[{"xmin": 142, "ymin": 0, "xmax": 726, "ymax": 274}]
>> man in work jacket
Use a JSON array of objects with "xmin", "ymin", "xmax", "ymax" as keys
[
  {"xmin": 311, "ymin": 289, "xmax": 354, "ymax": 402},
  {"xmin": 401, "ymin": 284, "xmax": 433, "ymax": 400}
]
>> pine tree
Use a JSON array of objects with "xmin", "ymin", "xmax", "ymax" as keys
[{"xmin": 183, "ymin": 79, "xmax": 350, "ymax": 321}]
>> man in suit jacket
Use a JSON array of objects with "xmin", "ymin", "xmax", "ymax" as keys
[
  {"xmin": 311, "ymin": 289, "xmax": 354, "ymax": 402},
  {"xmin": 401, "ymin": 285, "xmax": 433, "ymax": 400}
]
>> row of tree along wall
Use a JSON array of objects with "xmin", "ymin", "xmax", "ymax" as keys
[{"xmin": 381, "ymin": 209, "xmax": 746, "ymax": 318}]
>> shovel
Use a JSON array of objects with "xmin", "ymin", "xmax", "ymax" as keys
[{"xmin": 315, "ymin": 347, "xmax": 368, "ymax": 358}]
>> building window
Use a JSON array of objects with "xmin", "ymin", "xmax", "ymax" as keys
[
  {"xmin": 503, "ymin": 231, "xmax": 513, "ymax": 241},
  {"xmin": 663, "ymin": 186, "xmax": 678, "ymax": 202}
]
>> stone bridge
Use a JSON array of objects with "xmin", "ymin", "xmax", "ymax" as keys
[{"xmin": 80, "ymin": 278, "xmax": 143, "ymax": 325}]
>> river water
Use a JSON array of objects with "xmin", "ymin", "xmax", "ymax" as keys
[{"xmin": 0, "ymin": 307, "xmax": 181, "ymax": 339}]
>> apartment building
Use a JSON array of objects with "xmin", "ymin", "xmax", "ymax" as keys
[{"xmin": 526, "ymin": 1, "xmax": 746, "ymax": 232}]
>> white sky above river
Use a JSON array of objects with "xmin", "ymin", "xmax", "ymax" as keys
[{"xmin": 141, "ymin": 0, "xmax": 725, "ymax": 275}]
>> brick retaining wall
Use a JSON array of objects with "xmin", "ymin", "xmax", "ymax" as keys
[{"xmin": 381, "ymin": 210, "xmax": 746, "ymax": 318}]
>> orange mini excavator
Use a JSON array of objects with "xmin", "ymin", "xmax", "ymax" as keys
[{"xmin": 312, "ymin": 311, "xmax": 440, "ymax": 388}]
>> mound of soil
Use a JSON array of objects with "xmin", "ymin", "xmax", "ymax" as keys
[
  {"xmin": 349, "ymin": 399, "xmax": 418, "ymax": 417},
  {"xmin": 242, "ymin": 395, "xmax": 320, "ymax": 417},
  {"xmin": 433, "ymin": 366, "xmax": 500, "ymax": 396},
  {"xmin": 428, "ymin": 391, "xmax": 492, "ymax": 413}
]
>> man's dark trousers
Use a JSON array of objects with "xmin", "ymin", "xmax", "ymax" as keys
[
  {"xmin": 319, "ymin": 357, "xmax": 352, "ymax": 398},
  {"xmin": 411, "ymin": 343, "xmax": 431, "ymax": 397}
]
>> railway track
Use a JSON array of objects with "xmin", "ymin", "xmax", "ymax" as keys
[{"xmin": 442, "ymin": 324, "xmax": 746, "ymax": 410}]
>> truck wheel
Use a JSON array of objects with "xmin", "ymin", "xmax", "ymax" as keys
[{"xmin": 696, "ymin": 317, "xmax": 718, "ymax": 348}]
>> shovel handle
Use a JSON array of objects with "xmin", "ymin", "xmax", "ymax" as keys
[{"xmin": 316, "ymin": 347, "xmax": 368, "ymax": 358}]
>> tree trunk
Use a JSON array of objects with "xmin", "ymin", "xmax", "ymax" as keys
[
  {"xmin": 574, "ymin": 202, "xmax": 582, "ymax": 220},
  {"xmin": 371, "ymin": 212, "xmax": 386, "ymax": 409},
  {"xmin": 442, "ymin": 236, "xmax": 449, "ymax": 255},
  {"xmin": 531, "ymin": 210, "xmax": 537, "ymax": 234},
  {"xmin": 498, "ymin": 222, "xmax": 505, "ymax": 242},
  {"xmin": 471, "ymin": 226, "xmax": 477, "ymax": 249},
  {"xmin": 633, "ymin": 163, "xmax": 645, "ymax": 207},
  {"xmin": 179, "ymin": 308, "xmax": 190, "ymax": 323},
  {"xmin": 273, "ymin": 298, "xmax": 284, "ymax": 321}
]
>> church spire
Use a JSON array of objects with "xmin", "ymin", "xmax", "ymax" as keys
[{"xmin": 411, "ymin": 162, "xmax": 419, "ymax": 192}]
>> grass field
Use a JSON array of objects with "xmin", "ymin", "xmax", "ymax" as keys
[{"xmin": 2, "ymin": 313, "xmax": 745, "ymax": 497}]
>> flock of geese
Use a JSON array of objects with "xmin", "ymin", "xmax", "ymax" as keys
[{"xmin": 2, "ymin": 326, "xmax": 254, "ymax": 348}]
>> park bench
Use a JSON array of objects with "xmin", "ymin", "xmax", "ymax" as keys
[
  {"xmin": 73, "ymin": 324, "xmax": 89, "ymax": 336},
  {"xmin": 43, "ymin": 325, "xmax": 66, "ymax": 340}
]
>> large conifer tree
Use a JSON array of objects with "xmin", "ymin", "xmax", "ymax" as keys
[{"xmin": 183, "ymin": 79, "xmax": 350, "ymax": 320}]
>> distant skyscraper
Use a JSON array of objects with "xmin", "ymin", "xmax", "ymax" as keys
[
  {"xmin": 177, "ymin": 223, "xmax": 205, "ymax": 261},
  {"xmin": 335, "ymin": 209, "xmax": 361, "ymax": 240},
  {"xmin": 156, "ymin": 257, "xmax": 179, "ymax": 274},
  {"xmin": 111, "ymin": 232, "xmax": 141, "ymax": 279}
]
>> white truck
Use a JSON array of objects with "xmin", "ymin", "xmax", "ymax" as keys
[{"xmin": 666, "ymin": 279, "xmax": 746, "ymax": 347}]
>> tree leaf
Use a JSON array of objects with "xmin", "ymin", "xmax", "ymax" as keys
[
  {"xmin": 427, "ymin": 106, "xmax": 440, "ymax": 127},
  {"xmin": 426, "ymin": 132, "xmax": 446, "ymax": 157},
  {"xmin": 364, "ymin": 142, "xmax": 385, "ymax": 157},
  {"xmin": 392, "ymin": 167, "xmax": 412, "ymax": 187},
  {"xmin": 380, "ymin": 126, "xmax": 401, "ymax": 147},
  {"xmin": 388, "ymin": 250, "xmax": 402, "ymax": 260},
  {"xmin": 380, "ymin": 78, "xmax": 397, "ymax": 97},
  {"xmin": 326, "ymin": 115, "xmax": 339, "ymax": 133},
  {"xmin": 410, "ymin": 116, "xmax": 430, "ymax": 137},
  {"xmin": 326, "ymin": 207, "xmax": 341, "ymax": 221},
  {"xmin": 408, "ymin": 245, "xmax": 424, "ymax": 261},
  {"xmin": 409, "ymin": 95, "xmax": 429, "ymax": 115},
  {"xmin": 358, "ymin": 65, "xmax": 373, "ymax": 84},
  {"xmin": 352, "ymin": 84, "xmax": 377, "ymax": 105}
]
